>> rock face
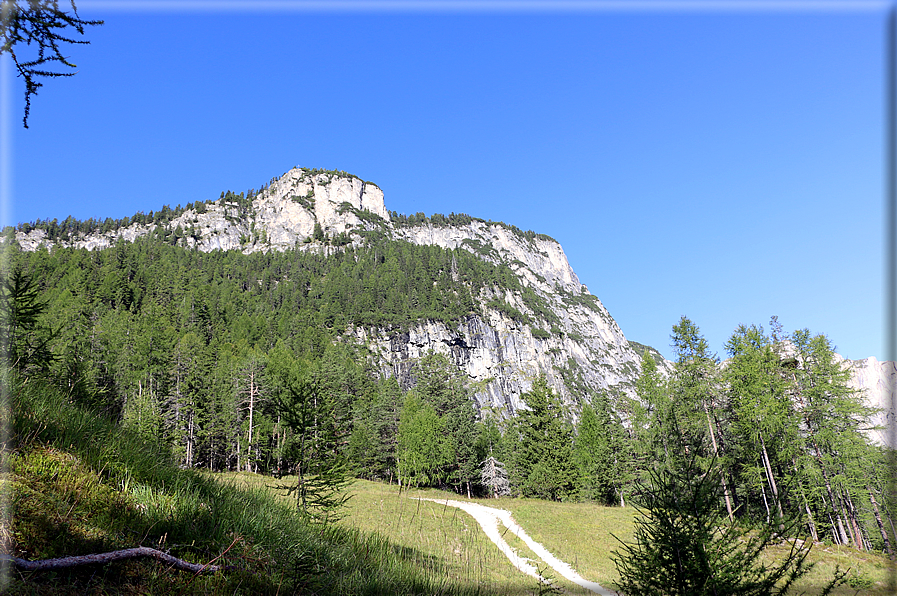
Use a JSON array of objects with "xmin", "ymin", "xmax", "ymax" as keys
[
  {"xmin": 15, "ymin": 167, "xmax": 643, "ymax": 415},
  {"xmin": 844, "ymin": 356, "xmax": 897, "ymax": 448},
  {"xmin": 14, "ymin": 166, "xmax": 892, "ymax": 430}
]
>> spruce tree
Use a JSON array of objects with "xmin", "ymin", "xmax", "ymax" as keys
[
  {"xmin": 512, "ymin": 376, "xmax": 576, "ymax": 501},
  {"xmin": 573, "ymin": 395, "xmax": 620, "ymax": 504},
  {"xmin": 396, "ymin": 391, "xmax": 449, "ymax": 488}
]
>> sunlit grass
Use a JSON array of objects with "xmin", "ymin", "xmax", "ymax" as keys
[
  {"xmin": 12, "ymin": 374, "xmax": 891, "ymax": 595},
  {"xmin": 6, "ymin": 378, "xmax": 491, "ymax": 595}
]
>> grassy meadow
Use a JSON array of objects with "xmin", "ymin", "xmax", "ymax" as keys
[
  {"xmin": 227, "ymin": 474, "xmax": 896, "ymax": 596},
  {"xmin": 5, "ymin": 375, "xmax": 894, "ymax": 595}
]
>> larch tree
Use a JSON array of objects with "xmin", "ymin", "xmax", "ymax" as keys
[
  {"xmin": 671, "ymin": 316, "xmax": 733, "ymax": 520},
  {"xmin": 724, "ymin": 324, "xmax": 798, "ymax": 523},
  {"xmin": 790, "ymin": 329, "xmax": 877, "ymax": 549}
]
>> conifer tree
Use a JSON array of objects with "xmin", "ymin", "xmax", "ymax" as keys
[
  {"xmin": 612, "ymin": 450, "xmax": 846, "ymax": 596},
  {"xmin": 790, "ymin": 329, "xmax": 877, "ymax": 548},
  {"xmin": 670, "ymin": 316, "xmax": 733, "ymax": 520},
  {"xmin": 512, "ymin": 376, "xmax": 576, "ymax": 501},
  {"xmin": 573, "ymin": 394, "xmax": 622, "ymax": 504},
  {"xmin": 480, "ymin": 455, "xmax": 510, "ymax": 498},
  {"xmin": 412, "ymin": 352, "xmax": 479, "ymax": 495},
  {"xmin": 397, "ymin": 391, "xmax": 449, "ymax": 488},
  {"xmin": 724, "ymin": 324, "xmax": 796, "ymax": 523},
  {"xmin": 269, "ymin": 350, "xmax": 352, "ymax": 522}
]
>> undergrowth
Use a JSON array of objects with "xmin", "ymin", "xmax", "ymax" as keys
[{"xmin": 1, "ymin": 374, "xmax": 486, "ymax": 595}]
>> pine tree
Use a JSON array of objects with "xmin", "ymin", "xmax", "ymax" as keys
[
  {"xmin": 396, "ymin": 391, "xmax": 449, "ymax": 488},
  {"xmin": 790, "ymin": 329, "xmax": 877, "ymax": 549},
  {"xmin": 269, "ymin": 350, "xmax": 352, "ymax": 522},
  {"xmin": 724, "ymin": 324, "xmax": 796, "ymax": 523},
  {"xmin": 670, "ymin": 316, "xmax": 733, "ymax": 520},
  {"xmin": 412, "ymin": 352, "xmax": 479, "ymax": 496},
  {"xmin": 512, "ymin": 376, "xmax": 576, "ymax": 501},
  {"xmin": 573, "ymin": 395, "xmax": 619, "ymax": 504},
  {"xmin": 0, "ymin": 267, "xmax": 56, "ymax": 377}
]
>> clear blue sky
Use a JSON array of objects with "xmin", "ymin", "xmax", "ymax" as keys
[{"xmin": 2, "ymin": 1, "xmax": 889, "ymax": 362}]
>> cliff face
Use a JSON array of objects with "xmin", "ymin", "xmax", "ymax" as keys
[
  {"xmin": 844, "ymin": 356, "xmax": 897, "ymax": 447},
  {"xmin": 14, "ymin": 166, "xmax": 891, "ymax": 429},
  {"xmin": 16, "ymin": 167, "xmax": 642, "ymax": 414}
]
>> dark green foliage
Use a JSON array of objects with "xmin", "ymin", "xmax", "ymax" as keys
[
  {"xmin": 531, "ymin": 327, "xmax": 550, "ymax": 340},
  {"xmin": 7, "ymin": 234, "xmax": 534, "ymax": 482},
  {"xmin": 612, "ymin": 453, "xmax": 846, "ymax": 596},
  {"xmin": 395, "ymin": 353, "xmax": 481, "ymax": 494},
  {"xmin": 268, "ymin": 349, "xmax": 353, "ymax": 522},
  {"xmin": 510, "ymin": 376, "xmax": 576, "ymax": 501},
  {"xmin": 574, "ymin": 392, "xmax": 627, "ymax": 505},
  {"xmin": 0, "ymin": 266, "xmax": 56, "ymax": 377},
  {"xmin": 397, "ymin": 391, "xmax": 449, "ymax": 487}
]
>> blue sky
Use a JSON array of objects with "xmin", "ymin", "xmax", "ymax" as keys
[{"xmin": 2, "ymin": 1, "xmax": 889, "ymax": 362}]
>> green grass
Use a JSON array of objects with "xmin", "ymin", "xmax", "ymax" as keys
[
  {"xmin": 8, "ymin": 375, "xmax": 892, "ymax": 595},
  {"xmin": 228, "ymin": 475, "xmax": 895, "ymax": 596},
  {"xmin": 3, "ymin": 376, "xmax": 489, "ymax": 595},
  {"xmin": 226, "ymin": 474, "xmax": 545, "ymax": 595},
  {"xmin": 501, "ymin": 498, "xmax": 635, "ymax": 590}
]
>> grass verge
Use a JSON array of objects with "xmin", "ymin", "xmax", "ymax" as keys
[{"xmin": 2, "ymin": 375, "xmax": 489, "ymax": 595}]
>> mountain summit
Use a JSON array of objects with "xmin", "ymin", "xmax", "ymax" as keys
[
  {"xmin": 16, "ymin": 166, "xmax": 647, "ymax": 414},
  {"xmin": 13, "ymin": 166, "xmax": 891, "ymax": 441}
]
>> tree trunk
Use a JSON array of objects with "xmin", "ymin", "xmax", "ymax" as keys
[
  {"xmin": 844, "ymin": 490, "xmax": 870, "ymax": 550},
  {"xmin": 814, "ymin": 445, "xmax": 850, "ymax": 545},
  {"xmin": 760, "ymin": 477, "xmax": 772, "ymax": 522},
  {"xmin": 759, "ymin": 431, "xmax": 784, "ymax": 520},
  {"xmin": 0, "ymin": 547, "xmax": 220, "ymax": 573},
  {"xmin": 703, "ymin": 403, "xmax": 733, "ymax": 522},
  {"xmin": 186, "ymin": 410, "xmax": 194, "ymax": 468},
  {"xmin": 792, "ymin": 458, "xmax": 818, "ymax": 541},
  {"xmin": 246, "ymin": 368, "xmax": 256, "ymax": 473}
]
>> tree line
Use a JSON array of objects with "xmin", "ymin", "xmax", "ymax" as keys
[{"xmin": 3, "ymin": 232, "xmax": 893, "ymax": 552}]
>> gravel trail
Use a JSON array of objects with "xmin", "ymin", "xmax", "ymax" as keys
[{"xmin": 418, "ymin": 498, "xmax": 616, "ymax": 595}]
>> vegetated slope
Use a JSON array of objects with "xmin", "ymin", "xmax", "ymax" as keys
[
  {"xmin": 3, "ymin": 374, "xmax": 492, "ymax": 596},
  {"xmin": 10, "ymin": 164, "xmax": 889, "ymax": 432},
  {"xmin": 11, "ymin": 166, "xmax": 646, "ymax": 415}
]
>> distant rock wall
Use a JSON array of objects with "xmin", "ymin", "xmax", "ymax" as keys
[
  {"xmin": 846, "ymin": 356, "xmax": 896, "ymax": 447},
  {"xmin": 14, "ymin": 166, "xmax": 891, "ymax": 433}
]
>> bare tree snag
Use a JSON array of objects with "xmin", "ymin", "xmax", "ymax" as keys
[{"xmin": 0, "ymin": 547, "xmax": 220, "ymax": 573}]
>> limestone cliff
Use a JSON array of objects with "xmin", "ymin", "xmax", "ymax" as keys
[
  {"xmin": 15, "ymin": 166, "xmax": 643, "ymax": 414},
  {"xmin": 844, "ymin": 355, "xmax": 896, "ymax": 448},
  {"xmin": 14, "ymin": 166, "xmax": 890, "ymax": 430}
]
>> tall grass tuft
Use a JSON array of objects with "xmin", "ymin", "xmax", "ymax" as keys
[{"xmin": 4, "ymin": 375, "xmax": 488, "ymax": 595}]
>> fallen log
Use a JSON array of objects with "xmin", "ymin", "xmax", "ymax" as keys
[{"xmin": 0, "ymin": 547, "xmax": 220, "ymax": 573}]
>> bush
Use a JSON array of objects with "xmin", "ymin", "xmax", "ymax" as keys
[{"xmin": 611, "ymin": 454, "xmax": 846, "ymax": 596}]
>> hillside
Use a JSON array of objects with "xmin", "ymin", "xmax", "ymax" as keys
[
  {"xmin": 3, "ymin": 374, "xmax": 500, "ymax": 595},
  {"xmin": 13, "ymin": 166, "xmax": 647, "ymax": 415},
  {"xmin": 6, "ymin": 165, "xmax": 896, "ymax": 586},
  {"xmin": 13, "ymin": 166, "xmax": 892, "ymax": 433}
]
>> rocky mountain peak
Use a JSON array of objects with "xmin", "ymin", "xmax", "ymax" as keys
[
  {"xmin": 16, "ymin": 166, "xmax": 889, "ymax": 436},
  {"xmin": 12, "ymin": 166, "xmax": 645, "ymax": 415}
]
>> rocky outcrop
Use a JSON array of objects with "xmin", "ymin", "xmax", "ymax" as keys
[
  {"xmin": 845, "ymin": 356, "xmax": 896, "ymax": 447},
  {"xmin": 15, "ymin": 167, "xmax": 389, "ymax": 255},
  {"xmin": 14, "ymin": 166, "xmax": 891, "ymax": 430},
  {"xmin": 14, "ymin": 166, "xmax": 643, "ymax": 414}
]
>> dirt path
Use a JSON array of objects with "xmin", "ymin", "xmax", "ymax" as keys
[{"xmin": 418, "ymin": 498, "xmax": 616, "ymax": 595}]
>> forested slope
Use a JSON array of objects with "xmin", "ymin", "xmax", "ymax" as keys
[
  {"xmin": 6, "ymin": 165, "xmax": 895, "ymax": 562},
  {"xmin": 12, "ymin": 166, "xmax": 645, "ymax": 414}
]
